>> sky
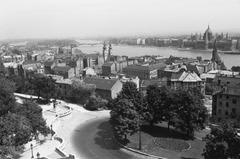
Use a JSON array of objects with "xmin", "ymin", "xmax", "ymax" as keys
[{"xmin": 0, "ymin": 0, "xmax": 240, "ymax": 39}]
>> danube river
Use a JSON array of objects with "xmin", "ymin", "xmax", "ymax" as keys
[{"xmin": 76, "ymin": 44, "xmax": 239, "ymax": 69}]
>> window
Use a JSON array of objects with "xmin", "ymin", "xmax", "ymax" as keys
[
  {"xmin": 232, "ymin": 108, "xmax": 236, "ymax": 113},
  {"xmin": 226, "ymin": 102, "xmax": 229, "ymax": 107},
  {"xmin": 219, "ymin": 101, "xmax": 222, "ymax": 106},
  {"xmin": 226, "ymin": 95, "xmax": 229, "ymax": 99},
  {"xmin": 218, "ymin": 109, "xmax": 222, "ymax": 114},
  {"xmin": 225, "ymin": 111, "xmax": 228, "ymax": 116},
  {"xmin": 233, "ymin": 99, "xmax": 237, "ymax": 104},
  {"xmin": 219, "ymin": 95, "xmax": 222, "ymax": 98}
]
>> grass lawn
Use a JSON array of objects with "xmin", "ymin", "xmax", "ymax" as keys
[{"xmin": 118, "ymin": 122, "xmax": 206, "ymax": 159}]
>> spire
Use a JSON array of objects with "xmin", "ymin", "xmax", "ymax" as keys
[
  {"xmin": 211, "ymin": 39, "xmax": 221, "ymax": 63},
  {"xmin": 102, "ymin": 41, "xmax": 107, "ymax": 63},
  {"xmin": 208, "ymin": 24, "xmax": 210, "ymax": 30}
]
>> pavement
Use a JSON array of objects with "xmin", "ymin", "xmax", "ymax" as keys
[{"xmin": 14, "ymin": 93, "xmax": 110, "ymax": 159}]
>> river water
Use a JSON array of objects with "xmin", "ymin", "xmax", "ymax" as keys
[{"xmin": 77, "ymin": 44, "xmax": 240, "ymax": 69}]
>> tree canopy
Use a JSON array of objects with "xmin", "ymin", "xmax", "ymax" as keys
[
  {"xmin": 109, "ymin": 82, "xmax": 144, "ymax": 139},
  {"xmin": 203, "ymin": 119, "xmax": 240, "ymax": 159},
  {"xmin": 70, "ymin": 79, "xmax": 95, "ymax": 104},
  {"xmin": 27, "ymin": 74, "xmax": 61, "ymax": 102},
  {"xmin": 0, "ymin": 76, "xmax": 50, "ymax": 158}
]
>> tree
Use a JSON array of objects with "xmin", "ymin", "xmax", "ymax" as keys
[
  {"xmin": 85, "ymin": 95, "xmax": 107, "ymax": 111},
  {"xmin": 110, "ymin": 82, "xmax": 146, "ymax": 140},
  {"xmin": 13, "ymin": 100, "xmax": 50, "ymax": 137},
  {"xmin": 28, "ymin": 74, "xmax": 60, "ymax": 102},
  {"xmin": 70, "ymin": 79, "xmax": 95, "ymax": 104},
  {"xmin": 0, "ymin": 77, "xmax": 16, "ymax": 116},
  {"xmin": 145, "ymin": 84, "xmax": 165, "ymax": 126},
  {"xmin": 205, "ymin": 83, "xmax": 214, "ymax": 95},
  {"xmin": 0, "ymin": 113, "xmax": 32, "ymax": 158},
  {"xmin": 118, "ymin": 81, "xmax": 146, "ymax": 117},
  {"xmin": 231, "ymin": 66, "xmax": 240, "ymax": 72},
  {"xmin": 174, "ymin": 88, "xmax": 208, "ymax": 136},
  {"xmin": 202, "ymin": 119, "xmax": 240, "ymax": 159},
  {"xmin": 110, "ymin": 98, "xmax": 139, "ymax": 140},
  {"xmin": 7, "ymin": 74, "xmax": 26, "ymax": 93},
  {"xmin": 162, "ymin": 88, "xmax": 178, "ymax": 131}
]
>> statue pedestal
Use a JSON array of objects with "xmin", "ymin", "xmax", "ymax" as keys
[{"xmin": 49, "ymin": 106, "xmax": 62, "ymax": 113}]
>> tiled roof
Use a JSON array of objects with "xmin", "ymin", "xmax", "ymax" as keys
[
  {"xmin": 83, "ymin": 77, "xmax": 119, "ymax": 90},
  {"xmin": 52, "ymin": 66, "xmax": 71, "ymax": 72}
]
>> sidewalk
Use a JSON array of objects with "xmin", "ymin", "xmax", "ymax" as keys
[{"xmin": 15, "ymin": 93, "xmax": 110, "ymax": 159}]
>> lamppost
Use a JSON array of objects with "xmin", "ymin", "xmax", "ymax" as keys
[
  {"xmin": 138, "ymin": 114, "xmax": 142, "ymax": 150},
  {"xmin": 50, "ymin": 124, "xmax": 53, "ymax": 139},
  {"xmin": 30, "ymin": 143, "xmax": 34, "ymax": 159},
  {"xmin": 36, "ymin": 152, "xmax": 40, "ymax": 159}
]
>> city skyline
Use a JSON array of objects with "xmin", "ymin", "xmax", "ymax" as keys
[{"xmin": 0, "ymin": 0, "xmax": 240, "ymax": 39}]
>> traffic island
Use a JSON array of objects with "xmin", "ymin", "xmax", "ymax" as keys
[{"xmin": 113, "ymin": 123, "xmax": 205, "ymax": 159}]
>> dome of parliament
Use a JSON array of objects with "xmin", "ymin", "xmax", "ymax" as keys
[{"xmin": 203, "ymin": 25, "xmax": 213, "ymax": 41}]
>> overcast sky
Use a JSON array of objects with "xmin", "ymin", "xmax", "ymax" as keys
[{"xmin": 0, "ymin": 0, "xmax": 240, "ymax": 39}]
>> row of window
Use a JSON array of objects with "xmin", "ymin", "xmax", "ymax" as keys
[
  {"xmin": 218, "ymin": 108, "xmax": 236, "ymax": 116},
  {"xmin": 218, "ymin": 99, "xmax": 237, "ymax": 106},
  {"xmin": 219, "ymin": 94, "xmax": 231, "ymax": 99}
]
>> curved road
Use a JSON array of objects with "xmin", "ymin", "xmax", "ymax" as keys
[{"xmin": 71, "ymin": 117, "xmax": 150, "ymax": 159}]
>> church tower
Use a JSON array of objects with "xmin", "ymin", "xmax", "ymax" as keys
[
  {"xmin": 105, "ymin": 43, "xmax": 112, "ymax": 62},
  {"xmin": 211, "ymin": 39, "xmax": 224, "ymax": 70},
  {"xmin": 102, "ymin": 41, "xmax": 107, "ymax": 63}
]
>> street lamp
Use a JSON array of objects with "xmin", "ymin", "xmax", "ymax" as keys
[
  {"xmin": 50, "ymin": 124, "xmax": 53, "ymax": 139},
  {"xmin": 36, "ymin": 152, "xmax": 40, "ymax": 159},
  {"xmin": 30, "ymin": 143, "xmax": 34, "ymax": 159},
  {"xmin": 138, "ymin": 114, "xmax": 142, "ymax": 150}
]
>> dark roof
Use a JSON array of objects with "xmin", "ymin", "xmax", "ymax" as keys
[
  {"xmin": 52, "ymin": 66, "xmax": 71, "ymax": 72},
  {"xmin": 186, "ymin": 65, "xmax": 199, "ymax": 74},
  {"xmin": 220, "ymin": 62, "xmax": 227, "ymax": 70},
  {"xmin": 102, "ymin": 62, "xmax": 114, "ymax": 67},
  {"xmin": 141, "ymin": 80, "xmax": 167, "ymax": 88},
  {"xmin": 211, "ymin": 48, "xmax": 222, "ymax": 62},
  {"xmin": 23, "ymin": 60, "xmax": 42, "ymax": 65},
  {"xmin": 44, "ymin": 60, "xmax": 55, "ymax": 67},
  {"xmin": 123, "ymin": 63, "xmax": 166, "ymax": 71},
  {"xmin": 83, "ymin": 77, "xmax": 119, "ymax": 90},
  {"xmin": 213, "ymin": 75, "xmax": 240, "ymax": 85},
  {"xmin": 171, "ymin": 72, "xmax": 183, "ymax": 80},
  {"xmin": 213, "ymin": 84, "xmax": 240, "ymax": 96}
]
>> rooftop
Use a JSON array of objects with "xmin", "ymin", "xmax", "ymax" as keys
[
  {"xmin": 83, "ymin": 77, "xmax": 119, "ymax": 90},
  {"xmin": 141, "ymin": 79, "xmax": 167, "ymax": 88},
  {"xmin": 171, "ymin": 71, "xmax": 202, "ymax": 82},
  {"xmin": 52, "ymin": 66, "xmax": 71, "ymax": 72}
]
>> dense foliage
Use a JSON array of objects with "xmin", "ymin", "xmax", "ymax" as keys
[
  {"xmin": 110, "ymin": 82, "xmax": 208, "ymax": 139},
  {"xmin": 203, "ymin": 119, "xmax": 240, "ymax": 159},
  {"xmin": 0, "ymin": 76, "xmax": 49, "ymax": 158},
  {"xmin": 110, "ymin": 82, "xmax": 145, "ymax": 139},
  {"xmin": 84, "ymin": 95, "xmax": 107, "ymax": 111},
  {"xmin": 27, "ymin": 74, "xmax": 62, "ymax": 102},
  {"xmin": 70, "ymin": 79, "xmax": 95, "ymax": 104}
]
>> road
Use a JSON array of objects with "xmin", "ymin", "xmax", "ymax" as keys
[{"xmin": 71, "ymin": 117, "xmax": 152, "ymax": 159}]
